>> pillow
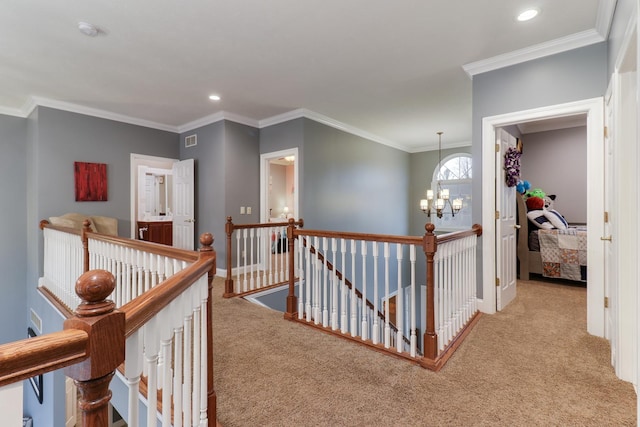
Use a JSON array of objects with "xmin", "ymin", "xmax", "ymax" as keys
[
  {"xmin": 544, "ymin": 209, "xmax": 568, "ymax": 229},
  {"xmin": 527, "ymin": 210, "xmax": 554, "ymax": 229}
]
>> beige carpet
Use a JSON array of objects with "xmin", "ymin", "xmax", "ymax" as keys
[{"xmin": 212, "ymin": 277, "xmax": 636, "ymax": 426}]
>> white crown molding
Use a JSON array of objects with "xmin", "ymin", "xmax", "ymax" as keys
[
  {"xmin": 595, "ymin": 0, "xmax": 618, "ymax": 39},
  {"xmin": 0, "ymin": 105, "xmax": 24, "ymax": 118},
  {"xmin": 260, "ymin": 108, "xmax": 408, "ymax": 152},
  {"xmin": 409, "ymin": 140, "xmax": 472, "ymax": 154},
  {"xmin": 30, "ymin": 97, "xmax": 179, "ymax": 132},
  {"xmin": 178, "ymin": 110, "xmax": 259, "ymax": 133},
  {"xmin": 462, "ymin": 29, "xmax": 605, "ymax": 78}
]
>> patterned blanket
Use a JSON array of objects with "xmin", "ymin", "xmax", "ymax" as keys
[{"xmin": 538, "ymin": 227, "xmax": 587, "ymax": 282}]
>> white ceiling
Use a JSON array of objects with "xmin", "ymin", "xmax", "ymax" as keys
[{"xmin": 0, "ymin": 1, "xmax": 613, "ymax": 152}]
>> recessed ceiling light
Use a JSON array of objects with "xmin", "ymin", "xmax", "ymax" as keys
[
  {"xmin": 78, "ymin": 21, "xmax": 99, "ymax": 37},
  {"xmin": 209, "ymin": 95, "xmax": 221, "ymax": 101},
  {"xmin": 517, "ymin": 8, "xmax": 540, "ymax": 22}
]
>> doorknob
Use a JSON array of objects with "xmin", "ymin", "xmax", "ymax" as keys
[
  {"xmin": 600, "ymin": 236, "xmax": 612, "ymax": 241},
  {"xmin": 513, "ymin": 224, "xmax": 521, "ymax": 229},
  {"xmin": 185, "ymin": 218, "xmax": 196, "ymax": 223}
]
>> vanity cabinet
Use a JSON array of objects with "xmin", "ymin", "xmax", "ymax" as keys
[{"xmin": 138, "ymin": 221, "xmax": 173, "ymax": 246}]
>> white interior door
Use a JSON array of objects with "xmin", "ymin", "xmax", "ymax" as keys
[
  {"xmin": 603, "ymin": 80, "xmax": 616, "ymax": 350},
  {"xmin": 496, "ymin": 128, "xmax": 518, "ymax": 310},
  {"xmin": 172, "ymin": 158, "xmax": 195, "ymax": 250}
]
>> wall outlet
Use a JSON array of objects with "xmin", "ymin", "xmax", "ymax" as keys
[
  {"xmin": 240, "ymin": 206, "xmax": 246, "ymax": 215},
  {"xmin": 247, "ymin": 206, "xmax": 252, "ymax": 214}
]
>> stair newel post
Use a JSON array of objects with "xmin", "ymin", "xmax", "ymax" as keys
[
  {"xmin": 422, "ymin": 223, "xmax": 438, "ymax": 362},
  {"xmin": 284, "ymin": 217, "xmax": 302, "ymax": 319},
  {"xmin": 198, "ymin": 232, "xmax": 218, "ymax": 424},
  {"xmin": 224, "ymin": 217, "xmax": 235, "ymax": 298},
  {"xmin": 82, "ymin": 219, "xmax": 92, "ymax": 273},
  {"xmin": 64, "ymin": 269, "xmax": 125, "ymax": 427}
]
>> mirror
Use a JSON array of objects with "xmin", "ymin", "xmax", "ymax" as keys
[{"xmin": 138, "ymin": 166, "xmax": 173, "ymax": 221}]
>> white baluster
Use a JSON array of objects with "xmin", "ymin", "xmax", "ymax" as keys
[
  {"xmin": 305, "ymin": 237, "xmax": 312, "ymax": 322},
  {"xmin": 298, "ymin": 238, "xmax": 304, "ymax": 320},
  {"xmin": 410, "ymin": 245, "xmax": 417, "ymax": 357},
  {"xmin": 235, "ymin": 232, "xmax": 241, "ymax": 293},
  {"xmin": 249, "ymin": 228, "xmax": 255, "ymax": 290},
  {"xmin": 125, "ymin": 329, "xmax": 143, "ymax": 427},
  {"xmin": 183, "ymin": 309, "xmax": 193, "ymax": 427},
  {"xmin": 313, "ymin": 236, "xmax": 321, "ymax": 324},
  {"xmin": 340, "ymin": 239, "xmax": 347, "ymax": 334},
  {"xmin": 396, "ymin": 243, "xmax": 404, "ymax": 353},
  {"xmin": 191, "ymin": 287, "xmax": 201, "ymax": 427},
  {"xmin": 144, "ymin": 316, "xmax": 160, "ymax": 427},
  {"xmin": 322, "ymin": 237, "xmax": 329, "ymax": 327},
  {"xmin": 384, "ymin": 242, "xmax": 390, "ymax": 349},
  {"xmin": 372, "ymin": 242, "xmax": 379, "ymax": 345},
  {"xmin": 242, "ymin": 229, "xmax": 248, "ymax": 292},
  {"xmin": 159, "ymin": 310, "xmax": 173, "ymax": 426},
  {"xmin": 350, "ymin": 239, "xmax": 357, "ymax": 337},
  {"xmin": 172, "ymin": 295, "xmax": 185, "ymax": 427},
  {"xmin": 199, "ymin": 277, "xmax": 209, "ymax": 426},
  {"xmin": 360, "ymin": 240, "xmax": 368, "ymax": 341}
]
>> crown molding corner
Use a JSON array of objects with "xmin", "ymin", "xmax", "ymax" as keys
[
  {"xmin": 595, "ymin": 0, "xmax": 618, "ymax": 39},
  {"xmin": 31, "ymin": 96, "xmax": 179, "ymax": 132},
  {"xmin": 258, "ymin": 109, "xmax": 306, "ymax": 128},
  {"xmin": 463, "ymin": 29, "xmax": 604, "ymax": 78}
]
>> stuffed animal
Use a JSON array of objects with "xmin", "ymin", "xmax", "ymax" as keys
[
  {"xmin": 525, "ymin": 196, "xmax": 544, "ymax": 211},
  {"xmin": 525, "ymin": 188, "xmax": 546, "ymax": 199}
]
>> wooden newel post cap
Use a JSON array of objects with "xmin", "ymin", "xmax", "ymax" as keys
[
  {"xmin": 65, "ymin": 270, "xmax": 125, "ymax": 382},
  {"xmin": 199, "ymin": 232, "xmax": 214, "ymax": 251},
  {"xmin": 425, "ymin": 223, "xmax": 435, "ymax": 234},
  {"xmin": 75, "ymin": 270, "xmax": 116, "ymax": 317}
]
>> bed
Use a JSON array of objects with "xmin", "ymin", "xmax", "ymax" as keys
[{"xmin": 516, "ymin": 195, "xmax": 587, "ymax": 282}]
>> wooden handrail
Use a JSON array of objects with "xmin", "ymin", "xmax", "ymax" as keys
[
  {"xmin": 120, "ymin": 233, "xmax": 216, "ymax": 337},
  {"xmin": 436, "ymin": 223, "xmax": 483, "ymax": 244},
  {"xmin": 40, "ymin": 219, "xmax": 200, "ymax": 263},
  {"xmin": 225, "ymin": 216, "xmax": 304, "ymax": 297},
  {"xmin": 292, "ymin": 228, "xmax": 422, "ymax": 246},
  {"xmin": 0, "ymin": 329, "xmax": 89, "ymax": 386}
]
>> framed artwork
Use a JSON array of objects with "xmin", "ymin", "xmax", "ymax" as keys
[
  {"xmin": 27, "ymin": 327, "xmax": 44, "ymax": 404},
  {"xmin": 74, "ymin": 161, "xmax": 108, "ymax": 201}
]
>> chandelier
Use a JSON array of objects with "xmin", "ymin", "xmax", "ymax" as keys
[{"xmin": 419, "ymin": 132, "xmax": 463, "ymax": 219}]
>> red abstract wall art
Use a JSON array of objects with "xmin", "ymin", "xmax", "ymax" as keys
[{"xmin": 74, "ymin": 162, "xmax": 108, "ymax": 201}]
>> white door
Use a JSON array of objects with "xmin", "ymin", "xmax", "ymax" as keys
[
  {"xmin": 172, "ymin": 158, "xmax": 195, "ymax": 250},
  {"xmin": 603, "ymin": 80, "xmax": 616, "ymax": 349},
  {"xmin": 496, "ymin": 128, "xmax": 518, "ymax": 310}
]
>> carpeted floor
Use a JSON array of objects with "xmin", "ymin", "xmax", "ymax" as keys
[{"xmin": 212, "ymin": 277, "xmax": 636, "ymax": 426}]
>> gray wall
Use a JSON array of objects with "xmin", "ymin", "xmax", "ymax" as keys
[
  {"xmin": 180, "ymin": 120, "xmax": 260, "ymax": 267},
  {"xmin": 607, "ymin": 0, "xmax": 636, "ymax": 74},
  {"xmin": 302, "ymin": 118, "xmax": 410, "ymax": 235},
  {"xmin": 519, "ymin": 126, "xmax": 587, "ymax": 223},
  {"xmin": 472, "ymin": 42, "xmax": 608, "ymax": 298},
  {"xmin": 0, "ymin": 115, "xmax": 27, "ymax": 345}
]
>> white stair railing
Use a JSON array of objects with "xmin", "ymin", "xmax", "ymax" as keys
[
  {"xmin": 288, "ymin": 224, "xmax": 482, "ymax": 367},
  {"xmin": 296, "ymin": 235, "xmax": 417, "ymax": 356},
  {"xmin": 122, "ymin": 273, "xmax": 209, "ymax": 427},
  {"xmin": 434, "ymin": 234, "xmax": 478, "ymax": 351},
  {"xmin": 224, "ymin": 218, "xmax": 303, "ymax": 297},
  {"xmin": 40, "ymin": 227, "xmax": 85, "ymax": 310}
]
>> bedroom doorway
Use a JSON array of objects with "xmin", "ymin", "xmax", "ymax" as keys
[
  {"xmin": 480, "ymin": 98, "xmax": 605, "ymax": 338},
  {"xmin": 260, "ymin": 148, "xmax": 299, "ymax": 222}
]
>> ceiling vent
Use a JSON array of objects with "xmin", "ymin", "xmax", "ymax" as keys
[{"xmin": 185, "ymin": 134, "xmax": 197, "ymax": 148}]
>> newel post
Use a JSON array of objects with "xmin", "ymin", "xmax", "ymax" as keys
[
  {"xmin": 82, "ymin": 219, "xmax": 92, "ymax": 273},
  {"xmin": 64, "ymin": 270, "xmax": 125, "ymax": 427},
  {"xmin": 198, "ymin": 232, "xmax": 218, "ymax": 424},
  {"xmin": 224, "ymin": 217, "xmax": 235, "ymax": 298},
  {"xmin": 284, "ymin": 218, "xmax": 303, "ymax": 320},
  {"xmin": 422, "ymin": 223, "xmax": 438, "ymax": 362}
]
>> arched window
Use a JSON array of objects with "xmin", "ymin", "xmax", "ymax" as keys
[{"xmin": 431, "ymin": 153, "xmax": 472, "ymax": 230}]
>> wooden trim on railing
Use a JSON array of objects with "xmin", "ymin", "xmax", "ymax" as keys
[
  {"xmin": 435, "ymin": 223, "xmax": 483, "ymax": 244},
  {"xmin": 0, "ymin": 329, "xmax": 88, "ymax": 386},
  {"xmin": 225, "ymin": 216, "xmax": 304, "ymax": 298},
  {"xmin": 293, "ymin": 228, "xmax": 422, "ymax": 245},
  {"xmin": 38, "ymin": 286, "xmax": 75, "ymax": 318},
  {"xmin": 40, "ymin": 219, "xmax": 200, "ymax": 263},
  {"xmin": 120, "ymin": 239, "xmax": 215, "ymax": 337}
]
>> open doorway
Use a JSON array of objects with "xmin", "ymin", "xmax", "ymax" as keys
[
  {"xmin": 480, "ymin": 98, "xmax": 605, "ymax": 340},
  {"xmin": 260, "ymin": 148, "xmax": 299, "ymax": 223}
]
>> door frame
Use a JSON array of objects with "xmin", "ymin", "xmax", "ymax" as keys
[
  {"xmin": 479, "ymin": 97, "xmax": 605, "ymax": 338},
  {"xmin": 260, "ymin": 147, "xmax": 299, "ymax": 222},
  {"xmin": 129, "ymin": 153, "xmax": 178, "ymax": 239}
]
